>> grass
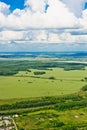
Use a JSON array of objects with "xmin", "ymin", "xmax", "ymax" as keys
[
  {"xmin": 14, "ymin": 108, "xmax": 87, "ymax": 130},
  {"xmin": 0, "ymin": 68, "xmax": 86, "ymax": 99},
  {"xmin": 1, "ymin": 59, "xmax": 87, "ymax": 129}
]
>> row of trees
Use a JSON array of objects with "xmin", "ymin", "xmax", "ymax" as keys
[
  {"xmin": 0, "ymin": 60, "xmax": 86, "ymax": 76},
  {"xmin": 55, "ymin": 100, "xmax": 87, "ymax": 111},
  {"xmin": 0, "ymin": 99, "xmax": 56, "ymax": 111},
  {"xmin": 0, "ymin": 94, "xmax": 85, "ymax": 111},
  {"xmin": 34, "ymin": 71, "xmax": 46, "ymax": 75}
]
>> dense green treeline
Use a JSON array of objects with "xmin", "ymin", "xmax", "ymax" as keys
[
  {"xmin": 0, "ymin": 93, "xmax": 87, "ymax": 129},
  {"xmin": 0, "ymin": 60, "xmax": 86, "ymax": 75},
  {"xmin": 55, "ymin": 99, "xmax": 87, "ymax": 111},
  {"xmin": 34, "ymin": 71, "xmax": 46, "ymax": 75},
  {"xmin": 0, "ymin": 94, "xmax": 85, "ymax": 111}
]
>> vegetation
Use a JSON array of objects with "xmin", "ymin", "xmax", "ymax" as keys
[
  {"xmin": 0, "ymin": 94, "xmax": 85, "ymax": 112},
  {"xmin": 0, "ymin": 60, "xmax": 86, "ymax": 76},
  {"xmin": 0, "ymin": 93, "xmax": 87, "ymax": 129},
  {"xmin": 84, "ymin": 77, "xmax": 87, "ymax": 81},
  {"xmin": 81, "ymin": 85, "xmax": 87, "ymax": 91},
  {"xmin": 0, "ymin": 67, "xmax": 87, "ymax": 99},
  {"xmin": 0, "ymin": 59, "xmax": 87, "ymax": 129},
  {"xmin": 34, "ymin": 71, "xmax": 46, "ymax": 75},
  {"xmin": 49, "ymin": 76, "xmax": 55, "ymax": 80}
]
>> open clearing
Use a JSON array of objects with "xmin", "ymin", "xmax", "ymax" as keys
[{"xmin": 0, "ymin": 68, "xmax": 86, "ymax": 99}]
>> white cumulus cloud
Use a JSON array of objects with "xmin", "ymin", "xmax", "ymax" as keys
[
  {"xmin": 61, "ymin": 0, "xmax": 86, "ymax": 17},
  {"xmin": 0, "ymin": 0, "xmax": 79, "ymax": 30},
  {"xmin": 0, "ymin": 0, "xmax": 87, "ymax": 49},
  {"xmin": 0, "ymin": 2, "xmax": 10, "ymax": 15},
  {"xmin": 25, "ymin": 0, "xmax": 47, "ymax": 13},
  {"xmin": 80, "ymin": 9, "xmax": 87, "ymax": 28}
]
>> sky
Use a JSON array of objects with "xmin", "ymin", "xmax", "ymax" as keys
[{"xmin": 0, "ymin": 0, "xmax": 87, "ymax": 52}]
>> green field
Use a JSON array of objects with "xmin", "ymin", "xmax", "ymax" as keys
[
  {"xmin": 1, "ymin": 59, "xmax": 87, "ymax": 129},
  {"xmin": 15, "ymin": 107, "xmax": 87, "ymax": 130},
  {"xmin": 1, "ymin": 92, "xmax": 87, "ymax": 130},
  {"xmin": 0, "ymin": 68, "xmax": 87, "ymax": 99}
]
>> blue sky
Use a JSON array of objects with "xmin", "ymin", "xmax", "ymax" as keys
[
  {"xmin": 0, "ymin": 0, "xmax": 25, "ymax": 11},
  {"xmin": 85, "ymin": 2, "xmax": 87, "ymax": 9},
  {"xmin": 0, "ymin": 0, "xmax": 87, "ymax": 52},
  {"xmin": 0, "ymin": 0, "xmax": 87, "ymax": 11},
  {"xmin": 0, "ymin": 0, "xmax": 49, "ymax": 12}
]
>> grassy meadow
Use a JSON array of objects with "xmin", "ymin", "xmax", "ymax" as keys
[
  {"xmin": 15, "ymin": 107, "xmax": 87, "ymax": 130},
  {"xmin": 0, "ymin": 59, "xmax": 87, "ymax": 129},
  {"xmin": 0, "ymin": 68, "xmax": 87, "ymax": 99}
]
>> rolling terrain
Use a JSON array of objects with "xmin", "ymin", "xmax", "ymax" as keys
[{"xmin": 0, "ymin": 52, "xmax": 87, "ymax": 129}]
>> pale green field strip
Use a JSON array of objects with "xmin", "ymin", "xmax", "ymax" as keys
[
  {"xmin": 16, "ymin": 68, "xmax": 87, "ymax": 80},
  {"xmin": 0, "ymin": 68, "xmax": 86, "ymax": 99}
]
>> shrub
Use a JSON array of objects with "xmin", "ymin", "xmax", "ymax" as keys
[
  {"xmin": 81, "ymin": 85, "xmax": 87, "ymax": 91},
  {"xmin": 47, "ymin": 120, "xmax": 64, "ymax": 128},
  {"xmin": 62, "ymin": 125, "xmax": 77, "ymax": 130},
  {"xmin": 27, "ymin": 70, "xmax": 31, "ymax": 72},
  {"xmin": 49, "ymin": 76, "xmax": 55, "ymax": 80},
  {"xmin": 84, "ymin": 77, "xmax": 87, "ymax": 81},
  {"xmin": 34, "ymin": 71, "xmax": 46, "ymax": 75}
]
